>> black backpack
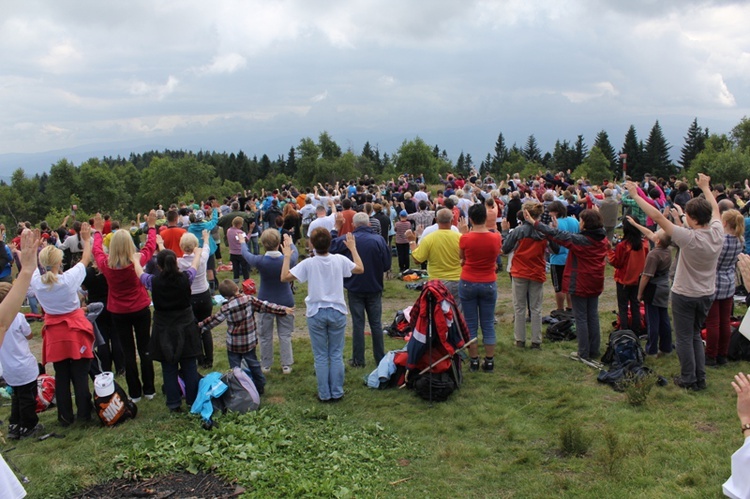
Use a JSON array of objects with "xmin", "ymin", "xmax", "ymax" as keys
[
  {"xmin": 546, "ymin": 319, "xmax": 576, "ymax": 342},
  {"xmin": 601, "ymin": 330, "xmax": 645, "ymax": 368},
  {"xmin": 728, "ymin": 327, "xmax": 750, "ymax": 362}
]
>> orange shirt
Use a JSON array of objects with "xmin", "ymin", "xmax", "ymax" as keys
[{"xmin": 160, "ymin": 226, "xmax": 186, "ymax": 257}]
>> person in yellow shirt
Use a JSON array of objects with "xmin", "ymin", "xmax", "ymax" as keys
[{"xmin": 407, "ymin": 208, "xmax": 465, "ymax": 310}]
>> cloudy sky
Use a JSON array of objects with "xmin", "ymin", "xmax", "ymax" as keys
[{"xmin": 1, "ymin": 0, "xmax": 749, "ymax": 173}]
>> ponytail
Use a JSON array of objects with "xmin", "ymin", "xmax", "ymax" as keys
[
  {"xmin": 38, "ymin": 246, "xmax": 62, "ymax": 286},
  {"xmin": 722, "ymin": 209, "xmax": 745, "ymax": 241}
]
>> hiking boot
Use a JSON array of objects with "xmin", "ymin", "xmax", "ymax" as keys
[
  {"xmin": 717, "ymin": 356, "xmax": 728, "ymax": 366},
  {"xmin": 515, "ymin": 341, "xmax": 526, "ymax": 348},
  {"xmin": 469, "ymin": 357, "xmax": 480, "ymax": 372},
  {"xmin": 530, "ymin": 343, "xmax": 542, "ymax": 350},
  {"xmin": 348, "ymin": 359, "xmax": 365, "ymax": 368},
  {"xmin": 7, "ymin": 424, "xmax": 20, "ymax": 440},
  {"xmin": 705, "ymin": 356, "xmax": 717, "ymax": 367},
  {"xmin": 20, "ymin": 423, "xmax": 44, "ymax": 439},
  {"xmin": 481, "ymin": 358, "xmax": 494, "ymax": 373},
  {"xmin": 695, "ymin": 379, "xmax": 707, "ymax": 391},
  {"xmin": 673, "ymin": 376, "xmax": 698, "ymax": 391}
]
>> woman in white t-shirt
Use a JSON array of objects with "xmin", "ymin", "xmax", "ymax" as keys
[
  {"xmin": 31, "ymin": 223, "xmax": 95, "ymax": 426},
  {"xmin": 280, "ymin": 228, "xmax": 363, "ymax": 402},
  {"xmin": 177, "ymin": 231, "xmax": 213, "ymax": 369}
]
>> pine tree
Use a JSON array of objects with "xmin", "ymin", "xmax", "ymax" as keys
[
  {"xmin": 620, "ymin": 125, "xmax": 643, "ymax": 180},
  {"xmin": 593, "ymin": 130, "xmax": 618, "ymax": 173},
  {"xmin": 456, "ymin": 152, "xmax": 466, "ymax": 174},
  {"xmin": 433, "ymin": 145, "xmax": 440, "ymax": 159},
  {"xmin": 284, "ymin": 147, "xmax": 297, "ymax": 176},
  {"xmin": 573, "ymin": 135, "xmax": 588, "ymax": 167},
  {"xmin": 492, "ymin": 133, "xmax": 509, "ymax": 172},
  {"xmin": 523, "ymin": 135, "xmax": 542, "ymax": 163},
  {"xmin": 679, "ymin": 118, "xmax": 707, "ymax": 170},
  {"xmin": 643, "ymin": 120, "xmax": 673, "ymax": 178},
  {"xmin": 362, "ymin": 141, "xmax": 375, "ymax": 162}
]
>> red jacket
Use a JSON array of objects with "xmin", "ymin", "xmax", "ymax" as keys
[
  {"xmin": 93, "ymin": 229, "xmax": 157, "ymax": 314},
  {"xmin": 534, "ymin": 222, "xmax": 610, "ymax": 297},
  {"xmin": 42, "ymin": 308, "xmax": 94, "ymax": 364}
]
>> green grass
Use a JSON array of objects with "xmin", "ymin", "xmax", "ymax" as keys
[{"xmin": 4, "ymin": 254, "xmax": 748, "ymax": 498}]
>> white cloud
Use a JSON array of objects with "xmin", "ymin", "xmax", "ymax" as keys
[
  {"xmin": 127, "ymin": 76, "xmax": 179, "ymax": 100},
  {"xmin": 310, "ymin": 91, "xmax": 328, "ymax": 103},
  {"xmin": 38, "ymin": 40, "xmax": 83, "ymax": 73},
  {"xmin": 198, "ymin": 53, "xmax": 247, "ymax": 74},
  {"xmin": 562, "ymin": 82, "xmax": 619, "ymax": 104}
]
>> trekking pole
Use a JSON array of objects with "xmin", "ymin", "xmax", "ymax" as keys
[
  {"xmin": 560, "ymin": 353, "xmax": 605, "ymax": 371},
  {"xmin": 1, "ymin": 449, "xmax": 30, "ymax": 484},
  {"xmin": 399, "ymin": 338, "xmax": 478, "ymax": 389}
]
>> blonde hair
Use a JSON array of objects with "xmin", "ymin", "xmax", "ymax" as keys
[
  {"xmin": 522, "ymin": 201, "xmax": 544, "ymax": 219},
  {"xmin": 180, "ymin": 232, "xmax": 199, "ymax": 254},
  {"xmin": 39, "ymin": 245, "xmax": 63, "ymax": 286},
  {"xmin": 260, "ymin": 228, "xmax": 280, "ymax": 251},
  {"xmin": 232, "ymin": 216, "xmax": 244, "ymax": 228},
  {"xmin": 722, "ymin": 209, "xmax": 745, "ymax": 240},
  {"xmin": 108, "ymin": 230, "xmax": 137, "ymax": 269}
]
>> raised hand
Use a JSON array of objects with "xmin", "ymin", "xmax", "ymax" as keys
[{"xmin": 19, "ymin": 229, "xmax": 40, "ymax": 270}]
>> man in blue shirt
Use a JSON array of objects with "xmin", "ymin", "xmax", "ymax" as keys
[{"xmin": 330, "ymin": 212, "xmax": 391, "ymax": 368}]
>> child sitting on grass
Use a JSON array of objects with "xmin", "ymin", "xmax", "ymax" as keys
[
  {"xmin": 198, "ymin": 279, "xmax": 293, "ymax": 394},
  {"xmin": 0, "ymin": 282, "xmax": 42, "ymax": 439}
]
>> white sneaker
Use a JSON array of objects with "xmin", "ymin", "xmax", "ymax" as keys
[
  {"xmin": 282, "ymin": 366, "xmax": 292, "ymax": 375},
  {"xmin": 131, "ymin": 397, "xmax": 141, "ymax": 403},
  {"xmin": 144, "ymin": 393, "xmax": 155, "ymax": 401},
  {"xmin": 261, "ymin": 367, "xmax": 271, "ymax": 374}
]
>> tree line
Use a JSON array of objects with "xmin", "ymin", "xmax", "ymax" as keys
[{"xmin": 2, "ymin": 117, "xmax": 749, "ymax": 229}]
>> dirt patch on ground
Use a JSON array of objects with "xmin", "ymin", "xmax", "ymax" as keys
[{"xmin": 73, "ymin": 472, "xmax": 242, "ymax": 498}]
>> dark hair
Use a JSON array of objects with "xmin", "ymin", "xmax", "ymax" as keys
[
  {"xmin": 547, "ymin": 200, "xmax": 567, "ymax": 217},
  {"xmin": 309, "ymin": 227, "xmax": 332, "ymax": 254},
  {"xmin": 219, "ymin": 279, "xmax": 238, "ymax": 298},
  {"xmin": 167, "ymin": 210, "xmax": 179, "ymax": 223},
  {"xmin": 685, "ymin": 197, "xmax": 712, "ymax": 226},
  {"xmin": 621, "ymin": 218, "xmax": 643, "ymax": 251},
  {"xmin": 418, "ymin": 200, "xmax": 427, "ymax": 211},
  {"xmin": 342, "ymin": 198, "xmax": 352, "ymax": 210},
  {"xmin": 579, "ymin": 209, "xmax": 603, "ymax": 230},
  {"xmin": 156, "ymin": 249, "xmax": 181, "ymax": 280},
  {"xmin": 468, "ymin": 203, "xmax": 487, "ymax": 225}
]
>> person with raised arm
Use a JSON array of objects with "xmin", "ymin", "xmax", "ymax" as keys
[{"xmin": 625, "ymin": 174, "xmax": 723, "ymax": 391}]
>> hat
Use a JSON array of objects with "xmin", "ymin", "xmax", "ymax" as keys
[
  {"xmin": 399, "ymin": 210, "xmax": 408, "ymax": 217},
  {"xmin": 194, "ymin": 210, "xmax": 205, "ymax": 222},
  {"xmin": 41, "ymin": 233, "xmax": 50, "ymax": 239},
  {"xmin": 94, "ymin": 371, "xmax": 115, "ymax": 397}
]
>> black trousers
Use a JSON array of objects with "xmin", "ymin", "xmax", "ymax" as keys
[
  {"xmin": 93, "ymin": 309, "xmax": 125, "ymax": 375},
  {"xmin": 112, "ymin": 307, "xmax": 155, "ymax": 399},
  {"xmin": 230, "ymin": 253, "xmax": 250, "ymax": 280},
  {"xmin": 10, "ymin": 379, "xmax": 38, "ymax": 430},
  {"xmin": 191, "ymin": 290, "xmax": 214, "ymax": 365},
  {"xmin": 53, "ymin": 358, "xmax": 92, "ymax": 425},
  {"xmin": 396, "ymin": 243, "xmax": 410, "ymax": 272},
  {"xmin": 616, "ymin": 282, "xmax": 642, "ymax": 334}
]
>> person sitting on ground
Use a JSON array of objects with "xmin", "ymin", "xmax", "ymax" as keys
[{"xmin": 199, "ymin": 279, "xmax": 293, "ymax": 392}]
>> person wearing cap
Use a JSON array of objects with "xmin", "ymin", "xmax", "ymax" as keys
[{"xmin": 394, "ymin": 210, "xmax": 412, "ymax": 273}]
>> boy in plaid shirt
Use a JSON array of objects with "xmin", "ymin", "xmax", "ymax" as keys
[{"xmin": 199, "ymin": 279, "xmax": 293, "ymax": 394}]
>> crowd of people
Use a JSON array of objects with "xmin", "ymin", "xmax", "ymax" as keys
[{"xmin": 0, "ymin": 168, "xmax": 750, "ymax": 495}]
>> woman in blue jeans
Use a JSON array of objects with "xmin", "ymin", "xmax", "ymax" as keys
[
  {"xmin": 459, "ymin": 203, "xmax": 501, "ymax": 372},
  {"xmin": 281, "ymin": 228, "xmax": 363, "ymax": 402}
]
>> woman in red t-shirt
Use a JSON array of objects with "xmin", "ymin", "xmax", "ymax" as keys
[{"xmin": 459, "ymin": 203, "xmax": 501, "ymax": 372}]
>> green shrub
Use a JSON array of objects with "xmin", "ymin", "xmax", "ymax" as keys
[{"xmin": 559, "ymin": 424, "xmax": 590, "ymax": 457}]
